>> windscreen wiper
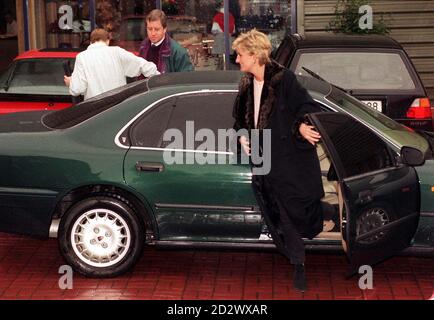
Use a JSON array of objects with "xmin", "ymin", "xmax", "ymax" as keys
[
  {"xmin": 2, "ymin": 64, "xmax": 16, "ymax": 92},
  {"xmin": 301, "ymin": 66, "xmax": 352, "ymax": 94}
]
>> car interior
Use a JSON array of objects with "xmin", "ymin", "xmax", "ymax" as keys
[
  {"xmin": 259, "ymin": 142, "xmax": 343, "ymax": 242},
  {"xmin": 314, "ymin": 142, "xmax": 342, "ymax": 241}
]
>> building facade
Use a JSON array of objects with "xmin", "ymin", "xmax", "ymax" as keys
[{"xmin": 1, "ymin": 0, "xmax": 433, "ymax": 99}]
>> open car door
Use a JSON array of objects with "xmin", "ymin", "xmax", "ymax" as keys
[{"xmin": 307, "ymin": 112, "xmax": 420, "ymax": 274}]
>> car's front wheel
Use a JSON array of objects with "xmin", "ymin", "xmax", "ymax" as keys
[{"xmin": 58, "ymin": 196, "xmax": 144, "ymax": 277}]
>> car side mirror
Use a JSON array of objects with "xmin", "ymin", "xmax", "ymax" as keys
[{"xmin": 400, "ymin": 146, "xmax": 425, "ymax": 166}]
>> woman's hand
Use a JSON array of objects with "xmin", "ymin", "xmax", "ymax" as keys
[
  {"xmin": 239, "ymin": 136, "xmax": 251, "ymax": 155},
  {"xmin": 299, "ymin": 123, "xmax": 321, "ymax": 145}
]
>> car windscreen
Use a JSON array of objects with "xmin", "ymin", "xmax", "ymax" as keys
[
  {"xmin": 293, "ymin": 51, "xmax": 416, "ymax": 91},
  {"xmin": 0, "ymin": 58, "xmax": 75, "ymax": 95}
]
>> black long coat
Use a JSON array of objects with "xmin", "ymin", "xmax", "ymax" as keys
[{"xmin": 233, "ymin": 61, "xmax": 324, "ymax": 240}]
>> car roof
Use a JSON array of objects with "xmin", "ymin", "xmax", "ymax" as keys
[
  {"xmin": 147, "ymin": 71, "xmax": 243, "ymax": 89},
  {"xmin": 288, "ymin": 33, "xmax": 402, "ymax": 50},
  {"xmin": 14, "ymin": 48, "xmax": 81, "ymax": 60},
  {"xmin": 147, "ymin": 70, "xmax": 332, "ymax": 95},
  {"xmin": 43, "ymin": 71, "xmax": 332, "ymax": 130}
]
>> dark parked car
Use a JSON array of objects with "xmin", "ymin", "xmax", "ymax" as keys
[
  {"xmin": 0, "ymin": 71, "xmax": 433, "ymax": 278},
  {"xmin": 273, "ymin": 33, "xmax": 433, "ymax": 131},
  {"xmin": 0, "ymin": 48, "xmax": 79, "ymax": 114}
]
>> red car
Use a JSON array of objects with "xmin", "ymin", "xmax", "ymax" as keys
[{"xmin": 0, "ymin": 48, "xmax": 80, "ymax": 114}]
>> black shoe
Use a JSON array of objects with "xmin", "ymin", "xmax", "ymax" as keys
[{"xmin": 293, "ymin": 264, "xmax": 307, "ymax": 292}]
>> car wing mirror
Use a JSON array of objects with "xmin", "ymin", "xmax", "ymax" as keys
[{"xmin": 400, "ymin": 146, "xmax": 425, "ymax": 166}]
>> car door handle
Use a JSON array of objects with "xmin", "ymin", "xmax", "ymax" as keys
[{"xmin": 135, "ymin": 162, "xmax": 164, "ymax": 172}]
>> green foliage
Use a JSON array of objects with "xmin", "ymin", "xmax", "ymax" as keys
[{"xmin": 327, "ymin": 0, "xmax": 390, "ymax": 34}]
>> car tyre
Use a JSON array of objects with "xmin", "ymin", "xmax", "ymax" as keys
[{"xmin": 58, "ymin": 196, "xmax": 144, "ymax": 278}]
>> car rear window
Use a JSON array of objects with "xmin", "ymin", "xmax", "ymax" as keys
[
  {"xmin": 0, "ymin": 59, "xmax": 74, "ymax": 95},
  {"xmin": 42, "ymin": 79, "xmax": 148, "ymax": 129},
  {"xmin": 293, "ymin": 51, "xmax": 416, "ymax": 91}
]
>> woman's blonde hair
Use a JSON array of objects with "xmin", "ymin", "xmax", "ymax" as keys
[{"xmin": 232, "ymin": 29, "xmax": 272, "ymax": 65}]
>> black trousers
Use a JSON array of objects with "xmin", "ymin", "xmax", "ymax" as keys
[{"xmin": 252, "ymin": 175, "xmax": 307, "ymax": 265}]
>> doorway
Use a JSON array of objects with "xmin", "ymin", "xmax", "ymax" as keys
[{"xmin": 0, "ymin": 0, "xmax": 18, "ymax": 73}]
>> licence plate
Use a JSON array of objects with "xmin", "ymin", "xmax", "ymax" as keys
[{"xmin": 362, "ymin": 100, "xmax": 383, "ymax": 112}]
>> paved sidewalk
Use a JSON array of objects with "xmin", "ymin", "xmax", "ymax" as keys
[{"xmin": 0, "ymin": 233, "xmax": 432, "ymax": 300}]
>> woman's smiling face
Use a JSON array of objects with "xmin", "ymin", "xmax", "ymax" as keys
[{"xmin": 235, "ymin": 47, "xmax": 256, "ymax": 73}]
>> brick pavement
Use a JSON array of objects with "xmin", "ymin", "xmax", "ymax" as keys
[{"xmin": 0, "ymin": 233, "xmax": 432, "ymax": 300}]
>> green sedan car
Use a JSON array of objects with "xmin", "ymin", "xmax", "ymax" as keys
[{"xmin": 0, "ymin": 71, "xmax": 433, "ymax": 277}]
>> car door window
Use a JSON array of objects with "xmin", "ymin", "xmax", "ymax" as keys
[
  {"xmin": 129, "ymin": 98, "xmax": 175, "ymax": 148},
  {"xmin": 314, "ymin": 113, "xmax": 394, "ymax": 178},
  {"xmin": 129, "ymin": 92, "xmax": 237, "ymax": 151},
  {"xmin": 163, "ymin": 92, "xmax": 237, "ymax": 151}
]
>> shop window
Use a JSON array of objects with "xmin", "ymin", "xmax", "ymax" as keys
[
  {"xmin": 43, "ymin": 0, "xmax": 149, "ymax": 49},
  {"xmin": 45, "ymin": 0, "xmax": 92, "ymax": 49},
  {"xmin": 116, "ymin": 1, "xmax": 222, "ymax": 70},
  {"xmin": 36, "ymin": 1, "xmax": 291, "ymax": 71},
  {"xmin": 237, "ymin": 0, "xmax": 291, "ymax": 50},
  {"xmin": 0, "ymin": 1, "xmax": 18, "ymax": 73}
]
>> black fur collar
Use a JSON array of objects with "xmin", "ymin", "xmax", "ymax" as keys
[{"xmin": 238, "ymin": 60, "xmax": 286, "ymax": 129}]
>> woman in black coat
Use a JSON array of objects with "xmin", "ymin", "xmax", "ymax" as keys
[{"xmin": 232, "ymin": 30, "xmax": 324, "ymax": 292}]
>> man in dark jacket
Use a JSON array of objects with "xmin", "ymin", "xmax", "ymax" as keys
[{"xmin": 138, "ymin": 9, "xmax": 193, "ymax": 73}]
